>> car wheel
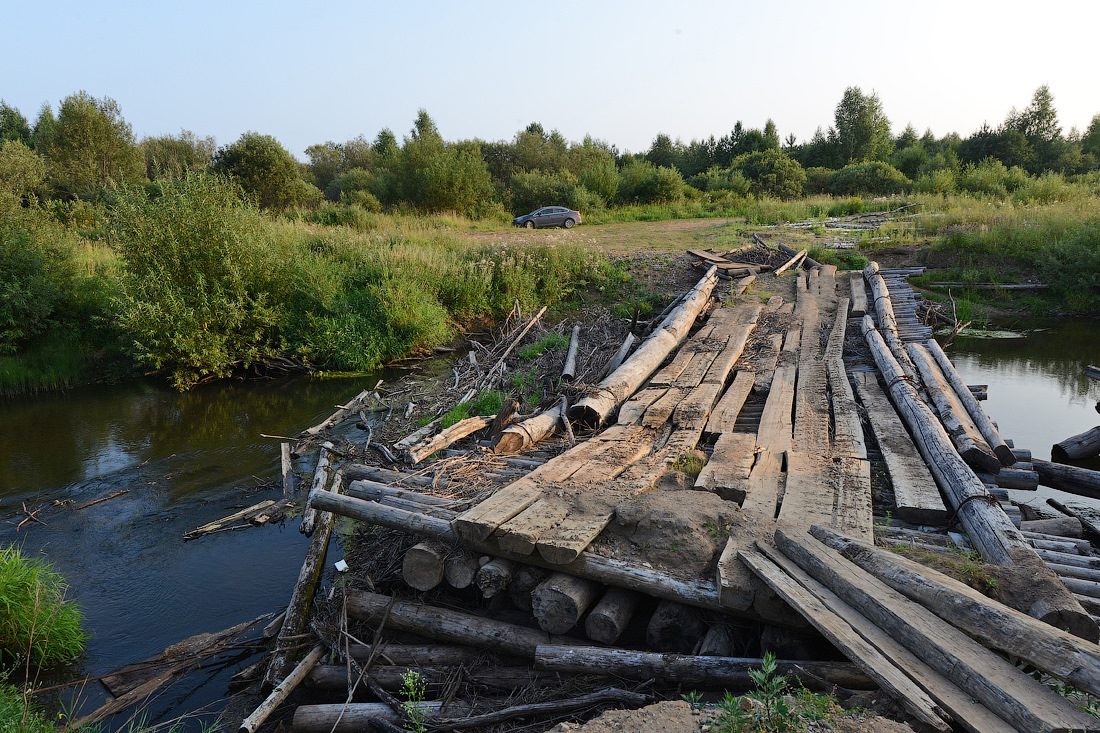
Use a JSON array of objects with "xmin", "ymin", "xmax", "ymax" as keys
[
  {"xmin": 525, "ymin": 220, "xmax": 535, "ymax": 229},
  {"xmin": 563, "ymin": 218, "xmax": 575, "ymax": 229}
]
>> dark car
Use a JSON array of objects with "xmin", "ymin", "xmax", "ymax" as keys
[{"xmin": 512, "ymin": 206, "xmax": 582, "ymax": 229}]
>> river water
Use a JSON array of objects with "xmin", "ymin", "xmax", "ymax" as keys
[
  {"xmin": 1, "ymin": 319, "xmax": 1099, "ymax": 728},
  {"xmin": 0, "ymin": 375, "xmax": 381, "ymax": 728}
]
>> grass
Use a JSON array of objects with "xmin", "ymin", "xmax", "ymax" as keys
[
  {"xmin": 517, "ymin": 333, "xmax": 569, "ymax": 360},
  {"xmin": 0, "ymin": 546, "xmax": 87, "ymax": 668}
]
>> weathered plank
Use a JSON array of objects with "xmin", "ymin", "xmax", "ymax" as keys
[
  {"xmin": 703, "ymin": 370, "xmax": 755, "ymax": 436},
  {"xmin": 852, "ymin": 372, "xmax": 948, "ymax": 525},
  {"xmin": 695, "ymin": 432, "xmax": 755, "ymax": 502},
  {"xmin": 494, "ymin": 498, "xmax": 571, "ymax": 555},
  {"xmin": 849, "ymin": 272, "xmax": 868, "ymax": 318},
  {"xmin": 776, "ymin": 528, "xmax": 1100, "ymax": 733}
]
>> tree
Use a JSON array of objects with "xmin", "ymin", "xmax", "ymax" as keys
[
  {"xmin": 1005, "ymin": 85, "xmax": 1062, "ymax": 172},
  {"xmin": 1082, "ymin": 114, "xmax": 1100, "ymax": 159},
  {"xmin": 304, "ymin": 141, "xmax": 345, "ymax": 192},
  {"xmin": 733, "ymin": 149, "xmax": 806, "ymax": 199},
  {"xmin": 213, "ymin": 132, "xmax": 313, "ymax": 211},
  {"xmin": 0, "ymin": 101, "xmax": 31, "ymax": 145},
  {"xmin": 140, "ymin": 130, "xmax": 215, "ymax": 180},
  {"xmin": 40, "ymin": 91, "xmax": 145, "ymax": 198},
  {"xmin": 0, "ymin": 139, "xmax": 46, "ymax": 201},
  {"xmin": 831, "ymin": 87, "xmax": 892, "ymax": 163},
  {"xmin": 30, "ymin": 104, "xmax": 56, "ymax": 151},
  {"xmin": 645, "ymin": 133, "xmax": 679, "ymax": 170}
]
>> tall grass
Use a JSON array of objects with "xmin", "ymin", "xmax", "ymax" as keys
[{"xmin": 0, "ymin": 546, "xmax": 86, "ymax": 667}]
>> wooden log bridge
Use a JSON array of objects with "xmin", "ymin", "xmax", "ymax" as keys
[{"xmin": 266, "ymin": 256, "xmax": 1099, "ymax": 732}]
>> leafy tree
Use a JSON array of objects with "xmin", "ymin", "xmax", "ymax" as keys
[
  {"xmin": 733, "ymin": 148, "xmax": 806, "ymax": 198},
  {"xmin": 213, "ymin": 131, "xmax": 314, "ymax": 211},
  {"xmin": 0, "ymin": 140, "xmax": 46, "ymax": 200},
  {"xmin": 763, "ymin": 119, "xmax": 780, "ymax": 149},
  {"xmin": 513, "ymin": 122, "xmax": 568, "ymax": 174},
  {"xmin": 140, "ymin": 130, "xmax": 215, "ymax": 180},
  {"xmin": 831, "ymin": 87, "xmax": 893, "ymax": 163},
  {"xmin": 617, "ymin": 160, "xmax": 683, "ymax": 204},
  {"xmin": 0, "ymin": 101, "xmax": 31, "ymax": 145},
  {"xmin": 1082, "ymin": 114, "xmax": 1100, "ymax": 159},
  {"xmin": 579, "ymin": 157, "xmax": 619, "ymax": 206},
  {"xmin": 826, "ymin": 161, "xmax": 910, "ymax": 195},
  {"xmin": 304, "ymin": 141, "xmax": 345, "ymax": 192},
  {"xmin": 30, "ymin": 104, "xmax": 56, "ymax": 151},
  {"xmin": 40, "ymin": 91, "xmax": 145, "ymax": 199},
  {"xmin": 646, "ymin": 133, "xmax": 680, "ymax": 170},
  {"xmin": 1005, "ymin": 85, "xmax": 1063, "ymax": 172}
]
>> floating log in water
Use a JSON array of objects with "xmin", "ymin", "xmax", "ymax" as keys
[
  {"xmin": 1034, "ymin": 459, "xmax": 1100, "ymax": 500},
  {"xmin": 183, "ymin": 500, "xmax": 277, "ymax": 541},
  {"xmin": 1053, "ymin": 426, "xmax": 1100, "ymax": 462}
]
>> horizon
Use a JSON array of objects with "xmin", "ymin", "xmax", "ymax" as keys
[{"xmin": 3, "ymin": 0, "xmax": 1098, "ymax": 159}]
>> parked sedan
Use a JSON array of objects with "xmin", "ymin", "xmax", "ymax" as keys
[{"xmin": 512, "ymin": 206, "xmax": 582, "ymax": 229}]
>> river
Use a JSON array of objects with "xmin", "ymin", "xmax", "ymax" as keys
[{"xmin": 1, "ymin": 319, "xmax": 1099, "ymax": 729}]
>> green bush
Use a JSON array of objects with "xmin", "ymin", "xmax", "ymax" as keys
[
  {"xmin": 0, "ymin": 545, "xmax": 86, "ymax": 666},
  {"xmin": 110, "ymin": 173, "xmax": 283, "ymax": 389},
  {"xmin": 617, "ymin": 161, "xmax": 684, "ymax": 204},
  {"xmin": 802, "ymin": 167, "xmax": 832, "ymax": 195},
  {"xmin": 826, "ymin": 161, "xmax": 910, "ymax": 196},
  {"xmin": 956, "ymin": 158, "xmax": 1030, "ymax": 198},
  {"xmin": 914, "ymin": 169, "xmax": 957, "ymax": 195},
  {"xmin": 732, "ymin": 149, "xmax": 806, "ymax": 199}
]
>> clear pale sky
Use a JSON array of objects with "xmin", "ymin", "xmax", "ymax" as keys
[{"xmin": 3, "ymin": 0, "xmax": 1097, "ymax": 158}]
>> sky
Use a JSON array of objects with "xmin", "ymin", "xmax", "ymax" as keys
[{"xmin": 3, "ymin": 0, "xmax": 1098, "ymax": 159}]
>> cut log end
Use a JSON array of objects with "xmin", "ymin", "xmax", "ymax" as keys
[{"xmin": 568, "ymin": 404, "xmax": 602, "ymax": 431}]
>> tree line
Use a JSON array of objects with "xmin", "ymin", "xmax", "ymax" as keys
[{"xmin": 2, "ymin": 85, "xmax": 1099, "ymax": 219}]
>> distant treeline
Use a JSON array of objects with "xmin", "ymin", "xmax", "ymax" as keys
[{"xmin": 2, "ymin": 85, "xmax": 1099, "ymax": 219}]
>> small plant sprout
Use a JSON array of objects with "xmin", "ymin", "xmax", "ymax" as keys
[{"xmin": 400, "ymin": 669, "xmax": 428, "ymax": 733}]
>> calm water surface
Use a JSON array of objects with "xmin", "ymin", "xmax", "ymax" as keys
[{"xmin": 0, "ymin": 374, "xmax": 381, "ymax": 727}]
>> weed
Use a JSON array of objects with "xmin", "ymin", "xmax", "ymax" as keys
[
  {"xmin": 0, "ymin": 546, "xmax": 87, "ymax": 667},
  {"xmin": 705, "ymin": 522, "xmax": 729, "ymax": 540},
  {"xmin": 400, "ymin": 669, "xmax": 428, "ymax": 733},
  {"xmin": 440, "ymin": 402, "xmax": 470, "ymax": 428},
  {"xmin": 713, "ymin": 652, "xmax": 845, "ymax": 732},
  {"xmin": 681, "ymin": 689, "xmax": 704, "ymax": 711},
  {"xmin": 517, "ymin": 332, "xmax": 569, "ymax": 361},
  {"xmin": 671, "ymin": 453, "xmax": 705, "ymax": 478},
  {"xmin": 469, "ymin": 389, "xmax": 505, "ymax": 416}
]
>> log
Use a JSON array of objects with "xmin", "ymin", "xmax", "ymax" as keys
[
  {"xmin": 1047, "ymin": 498, "xmax": 1100, "ymax": 543},
  {"xmin": 281, "ymin": 443, "xmax": 295, "ymax": 499},
  {"xmin": 431, "ymin": 689, "xmax": 647, "ymax": 730},
  {"xmin": 907, "ymin": 342, "xmax": 999, "ymax": 474},
  {"xmin": 402, "ymin": 541, "xmax": 448, "ymax": 591},
  {"xmin": 443, "ymin": 550, "xmax": 479, "ymax": 589},
  {"xmin": 346, "ymin": 589, "xmax": 557, "ymax": 658},
  {"xmin": 776, "ymin": 528, "xmax": 1100, "ymax": 732},
  {"xmin": 777, "ymin": 241, "xmax": 822, "ymax": 268},
  {"xmin": 405, "ymin": 416, "xmax": 491, "ymax": 464},
  {"xmin": 300, "ymin": 442, "xmax": 336, "ymax": 535},
  {"xmin": 485, "ymin": 398, "xmax": 518, "ymax": 439},
  {"xmin": 860, "ymin": 317, "xmax": 1094, "ymax": 635},
  {"xmin": 584, "ymin": 587, "xmax": 642, "ymax": 645},
  {"xmin": 394, "ymin": 419, "xmax": 442, "ymax": 451},
  {"xmin": 307, "ymin": 664, "xmax": 553, "ymax": 693},
  {"xmin": 300, "ymin": 388, "xmax": 371, "ymax": 439},
  {"xmin": 475, "ymin": 557, "xmax": 516, "ymax": 598},
  {"xmin": 812, "ymin": 526, "xmax": 1100, "ymax": 695},
  {"xmin": 848, "ymin": 272, "xmax": 867, "ymax": 318},
  {"xmin": 561, "ymin": 325, "xmax": 581, "ymax": 381},
  {"xmin": 508, "ymin": 565, "xmax": 550, "ymax": 611},
  {"xmin": 1034, "ymin": 459, "xmax": 1100, "ymax": 500},
  {"xmin": 863, "ymin": 262, "xmax": 916, "ymax": 380},
  {"xmin": 265, "ymin": 476, "xmax": 344, "ymax": 687},
  {"xmin": 345, "ymin": 480, "xmax": 459, "ymax": 509},
  {"xmin": 348, "ymin": 643, "xmax": 492, "ymax": 667},
  {"xmin": 646, "ymin": 600, "xmax": 707, "ymax": 654},
  {"xmin": 293, "ymin": 702, "xmax": 463, "ymax": 733},
  {"xmin": 311, "ymin": 490, "xmax": 725, "ymax": 610},
  {"xmin": 1053, "ymin": 426, "xmax": 1100, "ymax": 462},
  {"xmin": 603, "ymin": 332, "xmax": 636, "ymax": 378},
  {"xmin": 924, "ymin": 338, "xmax": 1015, "ymax": 466},
  {"xmin": 533, "ymin": 645, "xmax": 875, "ymax": 691},
  {"xmin": 183, "ymin": 500, "xmax": 277, "ymax": 540},
  {"xmin": 773, "ymin": 248, "xmax": 808, "ymax": 277},
  {"xmin": 697, "ymin": 626, "xmax": 733, "ymax": 657},
  {"xmin": 531, "ymin": 573, "xmax": 603, "ymax": 633},
  {"xmin": 570, "ymin": 267, "xmax": 718, "ymax": 428},
  {"xmin": 491, "ymin": 407, "xmax": 558, "ymax": 454},
  {"xmin": 1021, "ymin": 531, "xmax": 1090, "ymax": 555},
  {"xmin": 988, "ymin": 467, "xmax": 1040, "ymax": 490},
  {"xmin": 1085, "ymin": 365, "xmax": 1100, "ymax": 381},
  {"xmin": 241, "ymin": 645, "xmax": 324, "ymax": 733}
]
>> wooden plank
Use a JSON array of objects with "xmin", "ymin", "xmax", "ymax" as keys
[
  {"xmin": 752, "ymin": 333, "xmax": 785, "ymax": 393},
  {"xmin": 849, "ymin": 272, "xmax": 868, "ymax": 318},
  {"xmin": 751, "ymin": 543, "xmax": 1009, "ymax": 733},
  {"xmin": 852, "ymin": 372, "xmax": 948, "ymax": 525},
  {"xmin": 813, "ymin": 526, "xmax": 1100, "ymax": 699},
  {"xmin": 776, "ymin": 528, "xmax": 1100, "ymax": 733},
  {"xmin": 494, "ymin": 498, "xmax": 571, "ymax": 555},
  {"xmin": 649, "ymin": 324, "xmax": 715, "ymax": 387},
  {"xmin": 695, "ymin": 432, "xmax": 755, "ymax": 502},
  {"xmin": 740, "ymin": 549, "xmax": 952, "ymax": 732},
  {"xmin": 617, "ymin": 386, "xmax": 667, "ymax": 425},
  {"xmin": 704, "ymin": 370, "xmax": 755, "ymax": 436},
  {"xmin": 779, "ymin": 452, "xmax": 873, "ymax": 541}
]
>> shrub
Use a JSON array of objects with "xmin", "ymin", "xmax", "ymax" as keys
[
  {"xmin": 802, "ymin": 167, "xmax": 832, "ymax": 195},
  {"xmin": 826, "ymin": 161, "xmax": 910, "ymax": 196},
  {"xmin": 956, "ymin": 158, "xmax": 1030, "ymax": 198},
  {"xmin": 212, "ymin": 132, "xmax": 313, "ymax": 212},
  {"xmin": 110, "ymin": 173, "xmax": 283, "ymax": 389},
  {"xmin": 914, "ymin": 169, "xmax": 957, "ymax": 195},
  {"xmin": 732, "ymin": 149, "xmax": 806, "ymax": 199},
  {"xmin": 0, "ymin": 545, "xmax": 86, "ymax": 666},
  {"xmin": 617, "ymin": 161, "xmax": 684, "ymax": 204}
]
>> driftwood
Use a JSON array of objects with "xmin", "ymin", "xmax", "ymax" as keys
[
  {"xmin": 1047, "ymin": 498, "xmax": 1100, "ymax": 543},
  {"xmin": 533, "ymin": 645, "xmax": 874, "ymax": 691},
  {"xmin": 240, "ymin": 645, "xmax": 324, "ymax": 733},
  {"xmin": 570, "ymin": 267, "xmax": 718, "ymax": 428},
  {"xmin": 1034, "ymin": 459, "xmax": 1100, "ymax": 500},
  {"xmin": 812, "ymin": 526, "xmax": 1100, "ymax": 697},
  {"xmin": 310, "ymin": 490, "xmax": 724, "ymax": 610},
  {"xmin": 265, "ymin": 474, "xmax": 343, "ymax": 687},
  {"xmin": 861, "ymin": 316, "xmax": 1095, "ymax": 638},
  {"xmin": 404, "ymin": 416, "xmax": 490, "ymax": 464},
  {"xmin": 183, "ymin": 500, "xmax": 277, "ymax": 541},
  {"xmin": 394, "ymin": 419, "xmax": 442, "ymax": 452},
  {"xmin": 281, "ymin": 443, "xmax": 296, "ymax": 499},
  {"xmin": 492, "ymin": 407, "xmax": 559, "ymax": 454},
  {"xmin": 301, "ymin": 442, "xmax": 337, "ymax": 535},
  {"xmin": 924, "ymin": 338, "xmax": 1015, "ymax": 466},
  {"xmin": 1052, "ymin": 425, "xmax": 1100, "ymax": 462},
  {"xmin": 298, "ymin": 388, "xmax": 371, "ymax": 445},
  {"xmin": 562, "ymin": 324, "xmax": 581, "ymax": 381}
]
